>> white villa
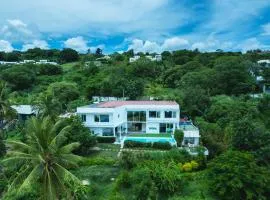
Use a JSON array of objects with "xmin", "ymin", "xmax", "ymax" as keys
[{"xmin": 77, "ymin": 101, "xmax": 200, "ymax": 145}]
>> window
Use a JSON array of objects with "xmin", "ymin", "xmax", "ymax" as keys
[
  {"xmin": 149, "ymin": 111, "xmax": 160, "ymax": 118},
  {"xmin": 81, "ymin": 114, "xmax": 86, "ymax": 122},
  {"xmin": 165, "ymin": 111, "xmax": 172, "ymax": 118},
  {"xmin": 94, "ymin": 114, "xmax": 109, "ymax": 122},
  {"xmin": 184, "ymin": 137, "xmax": 195, "ymax": 145},
  {"xmin": 127, "ymin": 111, "xmax": 146, "ymax": 122},
  {"xmin": 102, "ymin": 128, "xmax": 114, "ymax": 136},
  {"xmin": 165, "ymin": 111, "xmax": 177, "ymax": 118}
]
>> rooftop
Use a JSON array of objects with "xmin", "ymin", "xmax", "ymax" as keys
[
  {"xmin": 11, "ymin": 105, "xmax": 36, "ymax": 115},
  {"xmin": 83, "ymin": 100, "xmax": 178, "ymax": 108}
]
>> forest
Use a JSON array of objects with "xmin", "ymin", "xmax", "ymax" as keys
[{"xmin": 0, "ymin": 47, "xmax": 270, "ymax": 200}]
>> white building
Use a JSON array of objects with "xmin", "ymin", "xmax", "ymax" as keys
[
  {"xmin": 77, "ymin": 101, "xmax": 180, "ymax": 136},
  {"xmin": 129, "ymin": 55, "xmax": 140, "ymax": 63},
  {"xmin": 36, "ymin": 60, "xmax": 58, "ymax": 65},
  {"xmin": 77, "ymin": 101, "xmax": 200, "ymax": 145}
]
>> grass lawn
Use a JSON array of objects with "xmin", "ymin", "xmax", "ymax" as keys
[
  {"xmin": 128, "ymin": 133, "xmax": 172, "ymax": 138},
  {"xmin": 61, "ymin": 61, "xmax": 80, "ymax": 72},
  {"xmin": 96, "ymin": 143, "xmax": 121, "ymax": 150}
]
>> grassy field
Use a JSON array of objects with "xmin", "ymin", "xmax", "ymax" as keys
[
  {"xmin": 128, "ymin": 133, "xmax": 172, "ymax": 137},
  {"xmin": 61, "ymin": 61, "xmax": 80, "ymax": 72}
]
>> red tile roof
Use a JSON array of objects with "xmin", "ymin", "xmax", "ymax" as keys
[{"xmin": 97, "ymin": 101, "xmax": 178, "ymax": 108}]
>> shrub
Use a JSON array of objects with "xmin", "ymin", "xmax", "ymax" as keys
[
  {"xmin": 96, "ymin": 136, "xmax": 116, "ymax": 143},
  {"xmin": 174, "ymin": 129, "xmax": 184, "ymax": 146},
  {"xmin": 124, "ymin": 140, "xmax": 151, "ymax": 148},
  {"xmin": 0, "ymin": 139, "xmax": 6, "ymax": 158},
  {"xmin": 152, "ymin": 142, "xmax": 172, "ymax": 150},
  {"xmin": 190, "ymin": 160, "xmax": 199, "ymax": 170},
  {"xmin": 182, "ymin": 162, "xmax": 192, "ymax": 172},
  {"xmin": 39, "ymin": 64, "xmax": 62, "ymax": 75}
]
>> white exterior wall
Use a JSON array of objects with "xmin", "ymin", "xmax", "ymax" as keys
[{"xmin": 77, "ymin": 103, "xmax": 180, "ymax": 135}]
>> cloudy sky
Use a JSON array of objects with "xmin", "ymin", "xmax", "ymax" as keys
[{"xmin": 0, "ymin": 0, "xmax": 270, "ymax": 53}]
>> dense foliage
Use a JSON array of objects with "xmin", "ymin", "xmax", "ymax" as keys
[{"xmin": 1, "ymin": 48, "xmax": 270, "ymax": 199}]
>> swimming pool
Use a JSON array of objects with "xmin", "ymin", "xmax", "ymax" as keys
[{"xmin": 123, "ymin": 136, "xmax": 177, "ymax": 145}]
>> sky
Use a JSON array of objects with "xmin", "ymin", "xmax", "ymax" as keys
[{"xmin": 0, "ymin": 0, "xmax": 270, "ymax": 54}]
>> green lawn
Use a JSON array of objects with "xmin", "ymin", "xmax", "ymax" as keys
[
  {"xmin": 128, "ymin": 133, "xmax": 172, "ymax": 138},
  {"xmin": 61, "ymin": 61, "xmax": 80, "ymax": 72}
]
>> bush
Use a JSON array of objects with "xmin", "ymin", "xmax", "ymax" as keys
[
  {"xmin": 39, "ymin": 64, "xmax": 62, "ymax": 75},
  {"xmin": 124, "ymin": 141, "xmax": 172, "ymax": 150},
  {"xmin": 152, "ymin": 142, "xmax": 172, "ymax": 150},
  {"xmin": 124, "ymin": 140, "xmax": 152, "ymax": 148},
  {"xmin": 96, "ymin": 136, "xmax": 116, "ymax": 143},
  {"xmin": 182, "ymin": 162, "xmax": 193, "ymax": 172},
  {"xmin": 174, "ymin": 129, "xmax": 184, "ymax": 146},
  {"xmin": 0, "ymin": 139, "xmax": 6, "ymax": 158},
  {"xmin": 190, "ymin": 160, "xmax": 199, "ymax": 170}
]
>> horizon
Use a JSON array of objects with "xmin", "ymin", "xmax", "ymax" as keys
[{"xmin": 0, "ymin": 0, "xmax": 270, "ymax": 54}]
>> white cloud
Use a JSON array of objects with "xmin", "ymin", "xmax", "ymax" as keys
[
  {"xmin": 22, "ymin": 40, "xmax": 49, "ymax": 51},
  {"xmin": 236, "ymin": 38, "xmax": 264, "ymax": 52},
  {"xmin": 191, "ymin": 34, "xmax": 233, "ymax": 52},
  {"xmin": 0, "ymin": 40, "xmax": 14, "ymax": 52},
  {"xmin": 128, "ymin": 37, "xmax": 190, "ymax": 53},
  {"xmin": 162, "ymin": 37, "xmax": 189, "ymax": 51},
  {"xmin": 0, "ymin": 0, "xmax": 189, "ymax": 39},
  {"xmin": 0, "ymin": 19, "xmax": 40, "ymax": 42},
  {"xmin": 261, "ymin": 23, "xmax": 270, "ymax": 36},
  {"xmin": 64, "ymin": 36, "xmax": 89, "ymax": 52},
  {"xmin": 64, "ymin": 36, "xmax": 104, "ymax": 53}
]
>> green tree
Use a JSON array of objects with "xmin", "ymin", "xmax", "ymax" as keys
[
  {"xmin": 174, "ymin": 129, "xmax": 184, "ymax": 146},
  {"xmin": 208, "ymin": 150, "xmax": 270, "ymax": 200},
  {"xmin": 59, "ymin": 48, "xmax": 79, "ymax": 63},
  {"xmin": 47, "ymin": 82, "xmax": 80, "ymax": 109},
  {"xmin": 1, "ymin": 66, "xmax": 36, "ymax": 90},
  {"xmin": 2, "ymin": 117, "xmax": 83, "ymax": 200},
  {"xmin": 213, "ymin": 56, "xmax": 255, "ymax": 95}
]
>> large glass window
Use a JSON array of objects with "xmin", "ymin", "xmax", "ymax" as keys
[
  {"xmin": 149, "ymin": 111, "xmax": 160, "ymax": 118},
  {"xmin": 103, "ymin": 128, "xmax": 114, "ymax": 136},
  {"xmin": 94, "ymin": 114, "xmax": 109, "ymax": 122},
  {"xmin": 81, "ymin": 114, "xmax": 86, "ymax": 122},
  {"xmin": 165, "ymin": 111, "xmax": 177, "ymax": 118},
  {"xmin": 127, "ymin": 111, "xmax": 146, "ymax": 122},
  {"xmin": 165, "ymin": 111, "xmax": 172, "ymax": 118}
]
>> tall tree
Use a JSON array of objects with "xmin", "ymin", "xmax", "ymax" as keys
[{"xmin": 2, "ymin": 117, "xmax": 83, "ymax": 199}]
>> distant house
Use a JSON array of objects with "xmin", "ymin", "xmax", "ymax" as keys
[
  {"xmin": 11, "ymin": 105, "xmax": 37, "ymax": 121},
  {"xmin": 36, "ymin": 60, "xmax": 58, "ymax": 65},
  {"xmin": 0, "ymin": 61, "xmax": 19, "ymax": 65},
  {"xmin": 129, "ymin": 55, "xmax": 140, "ymax": 63},
  {"xmin": 257, "ymin": 59, "xmax": 270, "ymax": 67},
  {"xmin": 129, "ymin": 54, "xmax": 162, "ymax": 63},
  {"xmin": 92, "ymin": 96, "xmax": 129, "ymax": 104}
]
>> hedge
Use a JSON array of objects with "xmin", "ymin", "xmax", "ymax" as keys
[
  {"xmin": 96, "ymin": 136, "xmax": 116, "ymax": 143},
  {"xmin": 152, "ymin": 142, "xmax": 172, "ymax": 150},
  {"xmin": 124, "ymin": 140, "xmax": 152, "ymax": 148},
  {"xmin": 124, "ymin": 140, "xmax": 172, "ymax": 150}
]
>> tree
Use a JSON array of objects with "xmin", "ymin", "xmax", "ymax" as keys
[
  {"xmin": 0, "ymin": 81, "xmax": 15, "ymax": 129},
  {"xmin": 35, "ymin": 94, "xmax": 63, "ymax": 120},
  {"xmin": 47, "ymin": 82, "xmax": 80, "ymax": 109},
  {"xmin": 95, "ymin": 48, "xmax": 102, "ymax": 56},
  {"xmin": 39, "ymin": 64, "xmax": 62, "ymax": 75},
  {"xmin": 61, "ymin": 116, "xmax": 96, "ymax": 155},
  {"xmin": 59, "ymin": 48, "xmax": 79, "ymax": 63},
  {"xmin": 174, "ymin": 129, "xmax": 184, "ymax": 146},
  {"xmin": 208, "ymin": 150, "xmax": 270, "ymax": 200},
  {"xmin": 1, "ymin": 66, "xmax": 36, "ymax": 90},
  {"xmin": 228, "ymin": 117, "xmax": 268, "ymax": 151},
  {"xmin": 2, "ymin": 117, "xmax": 84, "ymax": 199},
  {"xmin": 213, "ymin": 56, "xmax": 255, "ymax": 95}
]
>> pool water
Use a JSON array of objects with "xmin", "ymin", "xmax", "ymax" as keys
[{"xmin": 124, "ymin": 136, "xmax": 177, "ymax": 145}]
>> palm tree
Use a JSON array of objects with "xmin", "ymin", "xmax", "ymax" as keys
[
  {"xmin": 0, "ymin": 81, "xmax": 15, "ymax": 136},
  {"xmin": 35, "ymin": 94, "xmax": 63, "ymax": 120},
  {"xmin": 2, "ymin": 117, "xmax": 84, "ymax": 200}
]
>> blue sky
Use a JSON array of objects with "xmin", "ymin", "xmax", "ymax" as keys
[{"xmin": 0, "ymin": 0, "xmax": 270, "ymax": 53}]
